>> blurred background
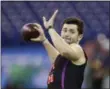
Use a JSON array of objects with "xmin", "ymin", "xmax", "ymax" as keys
[{"xmin": 1, "ymin": 1, "xmax": 109, "ymax": 89}]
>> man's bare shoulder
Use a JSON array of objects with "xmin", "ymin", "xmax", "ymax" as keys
[{"xmin": 70, "ymin": 43, "xmax": 86, "ymax": 65}]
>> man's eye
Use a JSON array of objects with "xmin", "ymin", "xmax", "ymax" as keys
[
  {"xmin": 70, "ymin": 31, "xmax": 74, "ymax": 33},
  {"xmin": 70, "ymin": 29, "xmax": 74, "ymax": 33},
  {"xmin": 71, "ymin": 31, "xmax": 74, "ymax": 33},
  {"xmin": 63, "ymin": 29, "xmax": 67, "ymax": 32}
]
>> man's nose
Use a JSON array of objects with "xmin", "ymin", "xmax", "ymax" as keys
[{"xmin": 65, "ymin": 31, "xmax": 70, "ymax": 37}]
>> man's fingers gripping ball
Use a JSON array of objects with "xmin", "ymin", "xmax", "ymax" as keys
[{"xmin": 21, "ymin": 23, "xmax": 40, "ymax": 41}]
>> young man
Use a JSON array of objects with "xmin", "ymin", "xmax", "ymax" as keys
[{"xmin": 31, "ymin": 10, "xmax": 87, "ymax": 89}]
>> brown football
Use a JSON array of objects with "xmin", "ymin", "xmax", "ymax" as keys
[{"xmin": 21, "ymin": 23, "xmax": 40, "ymax": 41}]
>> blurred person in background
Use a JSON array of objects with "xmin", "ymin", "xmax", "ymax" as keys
[
  {"xmin": 90, "ymin": 58, "xmax": 109, "ymax": 89},
  {"xmin": 31, "ymin": 10, "xmax": 87, "ymax": 89},
  {"xmin": 82, "ymin": 34, "xmax": 109, "ymax": 89},
  {"xmin": 91, "ymin": 59, "xmax": 105, "ymax": 89}
]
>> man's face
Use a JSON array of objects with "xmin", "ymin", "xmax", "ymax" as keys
[{"xmin": 61, "ymin": 24, "xmax": 81, "ymax": 44}]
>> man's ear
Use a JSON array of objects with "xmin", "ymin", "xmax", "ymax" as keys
[{"xmin": 78, "ymin": 34, "xmax": 83, "ymax": 41}]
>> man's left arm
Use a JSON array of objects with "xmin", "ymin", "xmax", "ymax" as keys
[
  {"xmin": 48, "ymin": 27, "xmax": 82, "ymax": 61},
  {"xmin": 43, "ymin": 10, "xmax": 83, "ymax": 61}
]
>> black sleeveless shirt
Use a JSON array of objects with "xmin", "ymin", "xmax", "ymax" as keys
[{"xmin": 47, "ymin": 50, "xmax": 87, "ymax": 89}]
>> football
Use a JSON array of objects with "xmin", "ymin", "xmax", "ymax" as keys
[{"xmin": 21, "ymin": 23, "xmax": 40, "ymax": 41}]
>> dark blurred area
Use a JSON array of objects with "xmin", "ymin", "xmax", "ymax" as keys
[{"xmin": 1, "ymin": 1, "xmax": 109, "ymax": 89}]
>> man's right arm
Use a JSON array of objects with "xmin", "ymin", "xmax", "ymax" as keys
[
  {"xmin": 42, "ymin": 39, "xmax": 60, "ymax": 63},
  {"xmin": 30, "ymin": 23, "xmax": 59, "ymax": 64}
]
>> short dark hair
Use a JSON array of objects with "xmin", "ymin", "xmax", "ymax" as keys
[{"xmin": 63, "ymin": 17, "xmax": 84, "ymax": 34}]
